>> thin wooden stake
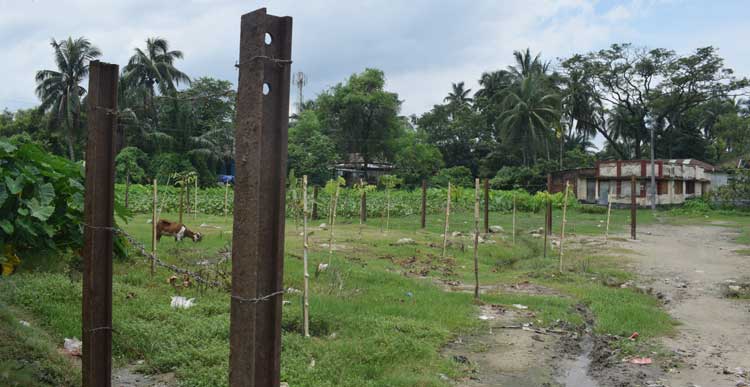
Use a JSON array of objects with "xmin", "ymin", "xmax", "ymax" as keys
[
  {"xmin": 359, "ymin": 179, "xmax": 367, "ymax": 238},
  {"xmin": 152, "ymin": 179, "xmax": 157, "ymax": 276},
  {"xmin": 631, "ymin": 175, "xmax": 637, "ymax": 240},
  {"xmin": 302, "ymin": 175, "xmax": 310, "ymax": 337},
  {"xmin": 224, "ymin": 182, "xmax": 229, "ymax": 223},
  {"xmin": 442, "ymin": 182, "xmax": 451, "ymax": 258},
  {"xmin": 385, "ymin": 187, "xmax": 391, "ymax": 233},
  {"xmin": 194, "ymin": 177, "xmax": 198, "ymax": 219},
  {"xmin": 312, "ymin": 186, "xmax": 319, "ymax": 220},
  {"xmin": 605, "ymin": 193, "xmax": 612, "ymax": 242},
  {"xmin": 179, "ymin": 184, "xmax": 184, "ymax": 224},
  {"xmin": 546, "ymin": 173, "xmax": 553, "ymax": 235},
  {"xmin": 559, "ymin": 180, "xmax": 570, "ymax": 272},
  {"xmin": 512, "ymin": 194, "xmax": 516, "ymax": 245},
  {"xmin": 420, "ymin": 179, "xmax": 427, "ymax": 229},
  {"xmin": 483, "ymin": 178, "xmax": 489, "ymax": 234},
  {"xmin": 473, "ymin": 178, "xmax": 480, "ymax": 299},
  {"xmin": 328, "ymin": 184, "xmax": 340, "ymax": 262}
]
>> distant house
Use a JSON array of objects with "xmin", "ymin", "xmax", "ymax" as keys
[
  {"xmin": 332, "ymin": 153, "xmax": 395, "ymax": 185},
  {"xmin": 551, "ymin": 159, "xmax": 716, "ymax": 206}
]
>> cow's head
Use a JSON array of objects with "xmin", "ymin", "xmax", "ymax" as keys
[{"xmin": 192, "ymin": 232, "xmax": 203, "ymax": 242}]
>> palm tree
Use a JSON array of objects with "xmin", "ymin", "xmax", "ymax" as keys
[
  {"xmin": 497, "ymin": 75, "xmax": 560, "ymax": 165},
  {"xmin": 35, "ymin": 37, "xmax": 101, "ymax": 160},
  {"xmin": 122, "ymin": 37, "xmax": 190, "ymax": 113},
  {"xmin": 509, "ymin": 48, "xmax": 550, "ymax": 80},
  {"xmin": 189, "ymin": 125, "xmax": 234, "ymax": 175},
  {"xmin": 444, "ymin": 82, "xmax": 473, "ymax": 109}
]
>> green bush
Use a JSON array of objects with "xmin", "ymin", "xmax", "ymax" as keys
[{"xmin": 0, "ymin": 138, "xmax": 127, "ymax": 273}]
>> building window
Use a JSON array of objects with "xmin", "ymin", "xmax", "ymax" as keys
[
  {"xmin": 675, "ymin": 181, "xmax": 683, "ymax": 194},
  {"xmin": 686, "ymin": 181, "xmax": 695, "ymax": 195},
  {"xmin": 658, "ymin": 181, "xmax": 668, "ymax": 195}
]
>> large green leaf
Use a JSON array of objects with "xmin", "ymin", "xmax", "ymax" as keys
[
  {"xmin": 0, "ymin": 139, "xmax": 17, "ymax": 153},
  {"xmin": 27, "ymin": 198, "xmax": 55, "ymax": 222},
  {"xmin": 0, "ymin": 219, "xmax": 13, "ymax": 234},
  {"xmin": 0, "ymin": 185, "xmax": 7, "ymax": 207},
  {"xmin": 5, "ymin": 175, "xmax": 24, "ymax": 195},
  {"xmin": 37, "ymin": 183, "xmax": 55, "ymax": 206}
]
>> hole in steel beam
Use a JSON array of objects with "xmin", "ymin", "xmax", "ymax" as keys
[
  {"xmin": 264, "ymin": 33, "xmax": 273, "ymax": 45},
  {"xmin": 263, "ymin": 83, "xmax": 271, "ymax": 95}
]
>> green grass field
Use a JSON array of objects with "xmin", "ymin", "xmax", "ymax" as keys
[{"xmin": 1, "ymin": 206, "xmax": 722, "ymax": 386}]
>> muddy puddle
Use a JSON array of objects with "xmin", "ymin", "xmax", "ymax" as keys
[{"xmin": 556, "ymin": 335, "xmax": 599, "ymax": 387}]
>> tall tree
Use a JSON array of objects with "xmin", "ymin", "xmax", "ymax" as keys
[
  {"xmin": 316, "ymin": 68, "xmax": 402, "ymax": 179},
  {"xmin": 122, "ymin": 37, "xmax": 190, "ymax": 113},
  {"xmin": 444, "ymin": 82, "xmax": 473, "ymax": 111},
  {"xmin": 497, "ymin": 75, "xmax": 560, "ymax": 165},
  {"xmin": 35, "ymin": 37, "xmax": 101, "ymax": 160}
]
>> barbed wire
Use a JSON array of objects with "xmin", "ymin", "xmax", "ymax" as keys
[{"xmin": 82, "ymin": 223, "xmax": 224, "ymax": 288}]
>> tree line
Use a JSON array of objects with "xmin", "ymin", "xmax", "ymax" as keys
[{"xmin": 1, "ymin": 37, "xmax": 749, "ymax": 190}]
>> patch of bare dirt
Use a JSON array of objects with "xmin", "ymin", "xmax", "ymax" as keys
[
  {"xmin": 113, "ymin": 364, "xmax": 176, "ymax": 387},
  {"xmin": 614, "ymin": 223, "xmax": 750, "ymax": 387},
  {"xmin": 443, "ymin": 305, "xmax": 565, "ymax": 386}
]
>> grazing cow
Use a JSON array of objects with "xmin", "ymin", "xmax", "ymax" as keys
[{"xmin": 156, "ymin": 219, "xmax": 203, "ymax": 242}]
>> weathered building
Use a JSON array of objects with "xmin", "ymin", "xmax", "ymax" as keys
[
  {"xmin": 551, "ymin": 159, "xmax": 715, "ymax": 206},
  {"xmin": 332, "ymin": 153, "xmax": 395, "ymax": 185}
]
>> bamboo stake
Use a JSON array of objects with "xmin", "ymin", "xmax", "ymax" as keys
[
  {"xmin": 559, "ymin": 181, "xmax": 570, "ymax": 272},
  {"xmin": 359, "ymin": 179, "xmax": 365, "ymax": 237},
  {"xmin": 512, "ymin": 193, "xmax": 516, "ymax": 245},
  {"xmin": 442, "ymin": 182, "xmax": 452, "ymax": 258},
  {"xmin": 605, "ymin": 193, "xmax": 613, "ymax": 242},
  {"xmin": 157, "ymin": 175, "xmax": 171, "ymax": 220},
  {"xmin": 178, "ymin": 184, "xmax": 184, "ymax": 224},
  {"xmin": 194, "ymin": 177, "xmax": 198, "ymax": 219},
  {"xmin": 385, "ymin": 187, "xmax": 391, "ymax": 233},
  {"xmin": 224, "ymin": 182, "xmax": 229, "ymax": 223},
  {"xmin": 473, "ymin": 178, "xmax": 480, "ymax": 299},
  {"xmin": 328, "ymin": 184, "xmax": 340, "ymax": 262},
  {"xmin": 151, "ymin": 179, "xmax": 157, "ymax": 277},
  {"xmin": 302, "ymin": 175, "xmax": 310, "ymax": 337}
]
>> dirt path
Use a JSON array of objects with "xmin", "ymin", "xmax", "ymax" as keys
[{"xmin": 625, "ymin": 223, "xmax": 750, "ymax": 386}]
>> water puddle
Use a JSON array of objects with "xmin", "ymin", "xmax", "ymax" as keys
[{"xmin": 556, "ymin": 335, "xmax": 599, "ymax": 387}]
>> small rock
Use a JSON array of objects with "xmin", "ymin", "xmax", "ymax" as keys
[
  {"xmin": 394, "ymin": 238, "xmax": 416, "ymax": 245},
  {"xmin": 319, "ymin": 223, "xmax": 328, "ymax": 230},
  {"xmin": 19, "ymin": 320, "xmax": 30, "ymax": 327},
  {"xmin": 451, "ymin": 231, "xmax": 463, "ymax": 237},
  {"xmin": 489, "ymin": 225, "xmax": 504, "ymax": 233},
  {"xmin": 512, "ymin": 304, "xmax": 528, "ymax": 310}
]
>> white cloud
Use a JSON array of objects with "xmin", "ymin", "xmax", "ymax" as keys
[{"xmin": 0, "ymin": 0, "xmax": 746, "ymax": 121}]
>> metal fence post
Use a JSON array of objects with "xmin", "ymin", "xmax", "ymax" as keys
[
  {"xmin": 82, "ymin": 60, "xmax": 118, "ymax": 387},
  {"xmin": 230, "ymin": 8, "xmax": 292, "ymax": 387}
]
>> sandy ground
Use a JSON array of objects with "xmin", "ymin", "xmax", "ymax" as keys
[{"xmin": 625, "ymin": 223, "xmax": 750, "ymax": 387}]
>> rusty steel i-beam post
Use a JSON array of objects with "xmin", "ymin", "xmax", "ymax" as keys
[
  {"xmin": 230, "ymin": 8, "xmax": 292, "ymax": 387},
  {"xmin": 82, "ymin": 61, "xmax": 118, "ymax": 387},
  {"xmin": 631, "ymin": 175, "xmax": 637, "ymax": 240},
  {"xmin": 420, "ymin": 179, "xmax": 427, "ymax": 229},
  {"xmin": 483, "ymin": 178, "xmax": 489, "ymax": 234}
]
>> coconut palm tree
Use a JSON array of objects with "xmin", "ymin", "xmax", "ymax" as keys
[
  {"xmin": 444, "ymin": 82, "xmax": 473, "ymax": 109},
  {"xmin": 497, "ymin": 75, "xmax": 560, "ymax": 165},
  {"xmin": 35, "ymin": 37, "xmax": 101, "ymax": 160},
  {"xmin": 122, "ymin": 37, "xmax": 190, "ymax": 113}
]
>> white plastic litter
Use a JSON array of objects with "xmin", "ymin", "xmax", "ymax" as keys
[
  {"xmin": 63, "ymin": 337, "xmax": 82, "ymax": 356},
  {"xmin": 19, "ymin": 320, "xmax": 30, "ymax": 327},
  {"xmin": 512, "ymin": 304, "xmax": 529, "ymax": 310},
  {"xmin": 317, "ymin": 263, "xmax": 329, "ymax": 272},
  {"xmin": 170, "ymin": 296, "xmax": 196, "ymax": 309}
]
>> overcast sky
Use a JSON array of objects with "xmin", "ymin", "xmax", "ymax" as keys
[{"xmin": 1, "ymin": 0, "xmax": 749, "ymax": 124}]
